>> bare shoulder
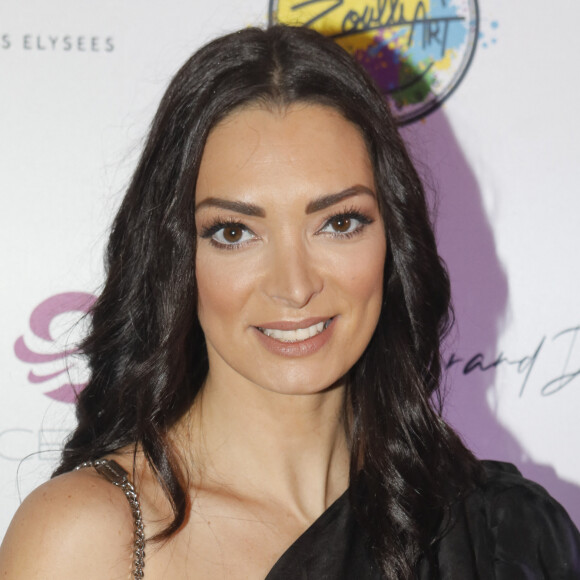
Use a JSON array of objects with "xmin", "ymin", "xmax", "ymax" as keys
[{"xmin": 0, "ymin": 467, "xmax": 135, "ymax": 580}]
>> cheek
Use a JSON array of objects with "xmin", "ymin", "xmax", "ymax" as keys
[
  {"xmin": 338, "ymin": 238, "xmax": 386, "ymax": 305},
  {"xmin": 195, "ymin": 252, "xmax": 253, "ymax": 330}
]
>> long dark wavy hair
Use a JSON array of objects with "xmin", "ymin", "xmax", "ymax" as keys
[{"xmin": 54, "ymin": 25, "xmax": 482, "ymax": 579}]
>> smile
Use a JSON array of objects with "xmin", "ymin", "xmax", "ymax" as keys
[{"xmin": 257, "ymin": 319, "xmax": 332, "ymax": 343}]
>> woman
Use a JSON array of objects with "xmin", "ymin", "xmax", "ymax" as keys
[{"xmin": 1, "ymin": 25, "xmax": 579, "ymax": 579}]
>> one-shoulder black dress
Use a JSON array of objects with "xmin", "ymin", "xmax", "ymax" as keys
[{"xmin": 265, "ymin": 461, "xmax": 580, "ymax": 579}]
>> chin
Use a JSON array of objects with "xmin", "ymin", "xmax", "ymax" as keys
[{"xmin": 253, "ymin": 367, "xmax": 348, "ymax": 397}]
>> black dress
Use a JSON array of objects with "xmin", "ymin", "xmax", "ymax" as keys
[{"xmin": 265, "ymin": 461, "xmax": 580, "ymax": 579}]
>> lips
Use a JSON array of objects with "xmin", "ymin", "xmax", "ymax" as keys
[
  {"xmin": 252, "ymin": 317, "xmax": 336, "ymax": 357},
  {"xmin": 256, "ymin": 319, "xmax": 332, "ymax": 343}
]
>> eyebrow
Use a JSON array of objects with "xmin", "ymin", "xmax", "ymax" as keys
[
  {"xmin": 195, "ymin": 198, "xmax": 266, "ymax": 217},
  {"xmin": 194, "ymin": 185, "xmax": 375, "ymax": 217},
  {"xmin": 305, "ymin": 185, "xmax": 375, "ymax": 214}
]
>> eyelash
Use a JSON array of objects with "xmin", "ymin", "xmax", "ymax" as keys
[
  {"xmin": 199, "ymin": 208, "xmax": 374, "ymax": 250},
  {"xmin": 199, "ymin": 217, "xmax": 257, "ymax": 251},
  {"xmin": 317, "ymin": 208, "xmax": 373, "ymax": 239}
]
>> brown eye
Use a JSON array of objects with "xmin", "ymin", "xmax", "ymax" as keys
[
  {"xmin": 330, "ymin": 216, "xmax": 351, "ymax": 233},
  {"xmin": 209, "ymin": 222, "xmax": 256, "ymax": 247},
  {"xmin": 318, "ymin": 213, "xmax": 371, "ymax": 237},
  {"xmin": 222, "ymin": 225, "xmax": 244, "ymax": 243}
]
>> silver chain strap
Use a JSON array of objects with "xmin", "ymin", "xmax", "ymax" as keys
[{"xmin": 76, "ymin": 459, "xmax": 145, "ymax": 579}]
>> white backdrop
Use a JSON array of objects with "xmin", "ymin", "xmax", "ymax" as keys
[{"xmin": 2, "ymin": 0, "xmax": 579, "ymax": 539}]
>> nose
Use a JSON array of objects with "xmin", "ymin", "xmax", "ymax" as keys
[{"xmin": 262, "ymin": 237, "xmax": 323, "ymax": 308}]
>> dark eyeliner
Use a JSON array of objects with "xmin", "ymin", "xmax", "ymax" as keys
[
  {"xmin": 319, "ymin": 208, "xmax": 374, "ymax": 237},
  {"xmin": 199, "ymin": 218, "xmax": 245, "ymax": 239},
  {"xmin": 198, "ymin": 217, "xmax": 257, "ymax": 251}
]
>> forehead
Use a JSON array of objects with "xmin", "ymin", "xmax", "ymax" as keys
[{"xmin": 195, "ymin": 103, "xmax": 375, "ymax": 205}]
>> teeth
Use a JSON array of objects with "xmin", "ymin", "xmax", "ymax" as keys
[{"xmin": 261, "ymin": 321, "xmax": 327, "ymax": 343}]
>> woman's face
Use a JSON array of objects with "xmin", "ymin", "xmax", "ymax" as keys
[{"xmin": 195, "ymin": 103, "xmax": 386, "ymax": 396}]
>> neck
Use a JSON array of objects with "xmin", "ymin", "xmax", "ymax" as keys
[{"xmin": 175, "ymin": 370, "xmax": 350, "ymax": 521}]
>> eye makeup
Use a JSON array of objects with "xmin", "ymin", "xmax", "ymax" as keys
[
  {"xmin": 198, "ymin": 203, "xmax": 376, "ymax": 250},
  {"xmin": 316, "ymin": 206, "xmax": 374, "ymax": 239},
  {"xmin": 199, "ymin": 217, "xmax": 258, "ymax": 250}
]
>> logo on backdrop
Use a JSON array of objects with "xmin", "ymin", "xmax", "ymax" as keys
[
  {"xmin": 0, "ymin": 34, "xmax": 114, "ymax": 53},
  {"xmin": 14, "ymin": 292, "xmax": 96, "ymax": 404},
  {"xmin": 269, "ymin": 0, "xmax": 479, "ymax": 124}
]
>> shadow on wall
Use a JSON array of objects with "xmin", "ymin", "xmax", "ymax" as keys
[{"xmin": 400, "ymin": 110, "xmax": 580, "ymax": 528}]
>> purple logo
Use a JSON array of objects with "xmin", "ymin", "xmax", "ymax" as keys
[{"xmin": 14, "ymin": 292, "xmax": 96, "ymax": 403}]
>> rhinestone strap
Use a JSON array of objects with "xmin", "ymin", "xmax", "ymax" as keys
[{"xmin": 76, "ymin": 459, "xmax": 145, "ymax": 579}]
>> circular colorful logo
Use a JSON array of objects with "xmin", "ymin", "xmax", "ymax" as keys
[{"xmin": 269, "ymin": 0, "xmax": 479, "ymax": 124}]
